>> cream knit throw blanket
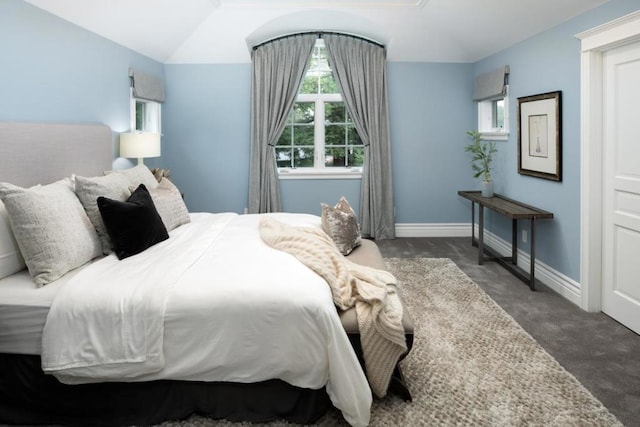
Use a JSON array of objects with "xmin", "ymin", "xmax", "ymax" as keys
[{"xmin": 259, "ymin": 217, "xmax": 407, "ymax": 397}]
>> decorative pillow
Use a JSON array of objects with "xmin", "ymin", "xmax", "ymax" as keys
[
  {"xmin": 106, "ymin": 164, "xmax": 159, "ymax": 190},
  {"xmin": 321, "ymin": 196, "xmax": 361, "ymax": 256},
  {"xmin": 0, "ymin": 199, "xmax": 26, "ymax": 279},
  {"xmin": 97, "ymin": 184, "xmax": 169, "ymax": 260},
  {"xmin": 150, "ymin": 167, "xmax": 171, "ymax": 183},
  {"xmin": 147, "ymin": 178, "xmax": 190, "ymax": 232},
  {"xmin": 0, "ymin": 181, "xmax": 102, "ymax": 286},
  {"xmin": 75, "ymin": 173, "xmax": 132, "ymax": 254}
]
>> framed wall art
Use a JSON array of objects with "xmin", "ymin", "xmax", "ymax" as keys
[{"xmin": 517, "ymin": 91, "xmax": 562, "ymax": 181}]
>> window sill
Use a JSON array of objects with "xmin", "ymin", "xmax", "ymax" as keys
[
  {"xmin": 278, "ymin": 168, "xmax": 363, "ymax": 180},
  {"xmin": 479, "ymin": 131, "xmax": 509, "ymax": 141}
]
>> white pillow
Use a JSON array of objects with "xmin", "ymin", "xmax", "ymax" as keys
[
  {"xmin": 0, "ymin": 199, "xmax": 26, "ymax": 279},
  {"xmin": 147, "ymin": 178, "xmax": 190, "ymax": 232},
  {"xmin": 75, "ymin": 174, "xmax": 132, "ymax": 254},
  {"xmin": 106, "ymin": 164, "xmax": 159, "ymax": 190},
  {"xmin": 0, "ymin": 181, "xmax": 102, "ymax": 286}
]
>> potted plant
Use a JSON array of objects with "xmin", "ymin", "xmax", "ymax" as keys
[{"xmin": 464, "ymin": 130, "xmax": 497, "ymax": 197}]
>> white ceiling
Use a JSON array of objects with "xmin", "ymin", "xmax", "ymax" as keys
[{"xmin": 24, "ymin": 0, "xmax": 611, "ymax": 64}]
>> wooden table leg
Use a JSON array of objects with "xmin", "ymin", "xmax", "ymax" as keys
[
  {"xmin": 471, "ymin": 202, "xmax": 475, "ymax": 246},
  {"xmin": 478, "ymin": 205, "xmax": 484, "ymax": 265},
  {"xmin": 512, "ymin": 219, "xmax": 518, "ymax": 265},
  {"xmin": 529, "ymin": 218, "xmax": 536, "ymax": 291}
]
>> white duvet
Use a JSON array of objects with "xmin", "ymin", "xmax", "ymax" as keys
[{"xmin": 41, "ymin": 212, "xmax": 371, "ymax": 426}]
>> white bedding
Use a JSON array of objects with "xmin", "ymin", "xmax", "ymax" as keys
[
  {"xmin": 0, "ymin": 261, "xmax": 97, "ymax": 354},
  {"xmin": 40, "ymin": 212, "xmax": 372, "ymax": 426}
]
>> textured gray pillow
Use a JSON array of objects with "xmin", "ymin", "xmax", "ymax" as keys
[
  {"xmin": 321, "ymin": 196, "xmax": 361, "ymax": 256},
  {"xmin": 106, "ymin": 164, "xmax": 159, "ymax": 190},
  {"xmin": 147, "ymin": 178, "xmax": 190, "ymax": 232},
  {"xmin": 0, "ymin": 181, "xmax": 102, "ymax": 286},
  {"xmin": 75, "ymin": 173, "xmax": 132, "ymax": 254}
]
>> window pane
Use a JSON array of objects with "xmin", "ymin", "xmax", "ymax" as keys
[
  {"xmin": 293, "ymin": 125, "xmax": 314, "ymax": 145},
  {"xmin": 135, "ymin": 101, "xmax": 145, "ymax": 131},
  {"xmin": 294, "ymin": 147, "xmax": 314, "ymax": 167},
  {"xmin": 276, "ymin": 126, "xmax": 292, "ymax": 146},
  {"xmin": 325, "ymin": 102, "xmax": 346, "ymax": 124},
  {"xmin": 347, "ymin": 126, "xmax": 362, "ymax": 145},
  {"xmin": 293, "ymin": 102, "xmax": 314, "ymax": 123},
  {"xmin": 299, "ymin": 74, "xmax": 318, "ymax": 94},
  {"xmin": 348, "ymin": 147, "xmax": 365, "ymax": 167},
  {"xmin": 275, "ymin": 148, "xmax": 292, "ymax": 168},
  {"xmin": 325, "ymin": 147, "xmax": 347, "ymax": 167},
  {"xmin": 494, "ymin": 99, "xmax": 505, "ymax": 129},
  {"xmin": 320, "ymin": 72, "xmax": 339, "ymax": 94},
  {"xmin": 325, "ymin": 125, "xmax": 346, "ymax": 146}
]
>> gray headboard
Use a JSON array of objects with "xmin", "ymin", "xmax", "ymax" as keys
[{"xmin": 0, "ymin": 122, "xmax": 113, "ymax": 187}]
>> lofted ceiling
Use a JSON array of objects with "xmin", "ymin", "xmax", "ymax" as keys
[{"xmin": 24, "ymin": 0, "xmax": 611, "ymax": 64}]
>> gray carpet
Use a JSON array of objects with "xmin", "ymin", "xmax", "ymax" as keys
[{"xmin": 159, "ymin": 257, "xmax": 621, "ymax": 426}]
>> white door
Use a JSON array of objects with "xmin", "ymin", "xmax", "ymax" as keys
[{"xmin": 602, "ymin": 41, "xmax": 640, "ymax": 334}]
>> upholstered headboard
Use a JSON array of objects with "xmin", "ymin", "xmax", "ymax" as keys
[{"xmin": 0, "ymin": 122, "xmax": 113, "ymax": 187}]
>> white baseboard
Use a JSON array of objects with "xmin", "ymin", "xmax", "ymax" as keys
[
  {"xmin": 394, "ymin": 222, "xmax": 582, "ymax": 307},
  {"xmin": 395, "ymin": 223, "xmax": 471, "ymax": 238},
  {"xmin": 480, "ymin": 227, "xmax": 582, "ymax": 306}
]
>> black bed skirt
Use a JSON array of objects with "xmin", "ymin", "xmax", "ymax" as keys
[{"xmin": 0, "ymin": 353, "xmax": 332, "ymax": 426}]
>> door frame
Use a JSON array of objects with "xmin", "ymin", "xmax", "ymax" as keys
[{"xmin": 577, "ymin": 10, "xmax": 640, "ymax": 312}]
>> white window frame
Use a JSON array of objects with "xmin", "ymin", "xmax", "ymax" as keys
[
  {"xmin": 477, "ymin": 86, "xmax": 509, "ymax": 141},
  {"xmin": 130, "ymin": 89, "xmax": 162, "ymax": 134},
  {"xmin": 278, "ymin": 95, "xmax": 364, "ymax": 180},
  {"xmin": 277, "ymin": 42, "xmax": 363, "ymax": 180}
]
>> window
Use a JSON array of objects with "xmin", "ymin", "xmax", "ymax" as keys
[
  {"xmin": 474, "ymin": 66, "xmax": 509, "ymax": 141},
  {"xmin": 477, "ymin": 87, "xmax": 509, "ymax": 141},
  {"xmin": 131, "ymin": 95, "xmax": 161, "ymax": 134},
  {"xmin": 276, "ymin": 40, "xmax": 363, "ymax": 178}
]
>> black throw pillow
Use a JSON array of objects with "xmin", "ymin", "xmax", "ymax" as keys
[{"xmin": 97, "ymin": 184, "xmax": 169, "ymax": 260}]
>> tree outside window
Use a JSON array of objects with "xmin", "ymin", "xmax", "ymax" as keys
[{"xmin": 276, "ymin": 40, "xmax": 364, "ymax": 170}]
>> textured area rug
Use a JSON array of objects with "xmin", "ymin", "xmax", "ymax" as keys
[{"xmin": 159, "ymin": 258, "xmax": 621, "ymax": 426}]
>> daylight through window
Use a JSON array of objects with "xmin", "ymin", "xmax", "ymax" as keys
[
  {"xmin": 477, "ymin": 88, "xmax": 509, "ymax": 140},
  {"xmin": 131, "ymin": 97, "xmax": 161, "ymax": 134},
  {"xmin": 276, "ymin": 40, "xmax": 364, "ymax": 172}
]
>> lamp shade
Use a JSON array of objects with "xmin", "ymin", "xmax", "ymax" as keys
[{"xmin": 119, "ymin": 132, "xmax": 161, "ymax": 159}]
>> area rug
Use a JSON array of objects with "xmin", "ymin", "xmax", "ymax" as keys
[{"xmin": 159, "ymin": 258, "xmax": 621, "ymax": 426}]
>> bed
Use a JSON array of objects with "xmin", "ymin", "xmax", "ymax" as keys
[{"xmin": 0, "ymin": 122, "xmax": 413, "ymax": 426}]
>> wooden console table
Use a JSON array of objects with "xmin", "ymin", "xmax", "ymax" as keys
[{"xmin": 458, "ymin": 191, "xmax": 553, "ymax": 291}]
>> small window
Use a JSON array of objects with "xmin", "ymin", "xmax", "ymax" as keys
[
  {"xmin": 477, "ymin": 87, "xmax": 509, "ymax": 141},
  {"xmin": 131, "ymin": 95, "xmax": 161, "ymax": 134},
  {"xmin": 493, "ymin": 98, "xmax": 505, "ymax": 130},
  {"xmin": 277, "ymin": 39, "xmax": 363, "ymax": 179}
]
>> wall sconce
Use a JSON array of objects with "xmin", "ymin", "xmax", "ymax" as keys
[{"xmin": 119, "ymin": 132, "xmax": 161, "ymax": 165}]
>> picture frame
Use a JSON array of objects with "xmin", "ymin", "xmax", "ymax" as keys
[{"xmin": 517, "ymin": 91, "xmax": 562, "ymax": 181}]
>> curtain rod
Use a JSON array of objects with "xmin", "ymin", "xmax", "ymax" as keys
[{"xmin": 252, "ymin": 31, "xmax": 384, "ymax": 51}]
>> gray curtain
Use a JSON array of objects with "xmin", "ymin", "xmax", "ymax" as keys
[
  {"xmin": 248, "ymin": 34, "xmax": 316, "ymax": 213},
  {"xmin": 324, "ymin": 34, "xmax": 395, "ymax": 239}
]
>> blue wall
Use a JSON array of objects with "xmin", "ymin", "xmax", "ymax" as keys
[
  {"xmin": 0, "ymin": 0, "xmax": 163, "ymax": 167},
  {"xmin": 474, "ymin": 0, "xmax": 639, "ymax": 281},
  {"xmin": 162, "ymin": 61, "xmax": 476, "ymax": 218},
  {"xmin": 162, "ymin": 64, "xmax": 251, "ymax": 213},
  {"xmin": 388, "ymin": 62, "xmax": 475, "ymax": 223}
]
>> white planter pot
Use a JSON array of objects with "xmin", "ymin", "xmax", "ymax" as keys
[{"xmin": 481, "ymin": 180, "xmax": 494, "ymax": 197}]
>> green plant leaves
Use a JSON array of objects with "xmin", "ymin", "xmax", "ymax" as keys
[{"xmin": 465, "ymin": 131, "xmax": 497, "ymax": 182}]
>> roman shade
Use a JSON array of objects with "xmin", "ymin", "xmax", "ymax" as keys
[
  {"xmin": 473, "ymin": 66, "xmax": 509, "ymax": 101},
  {"xmin": 128, "ymin": 68, "xmax": 165, "ymax": 103}
]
